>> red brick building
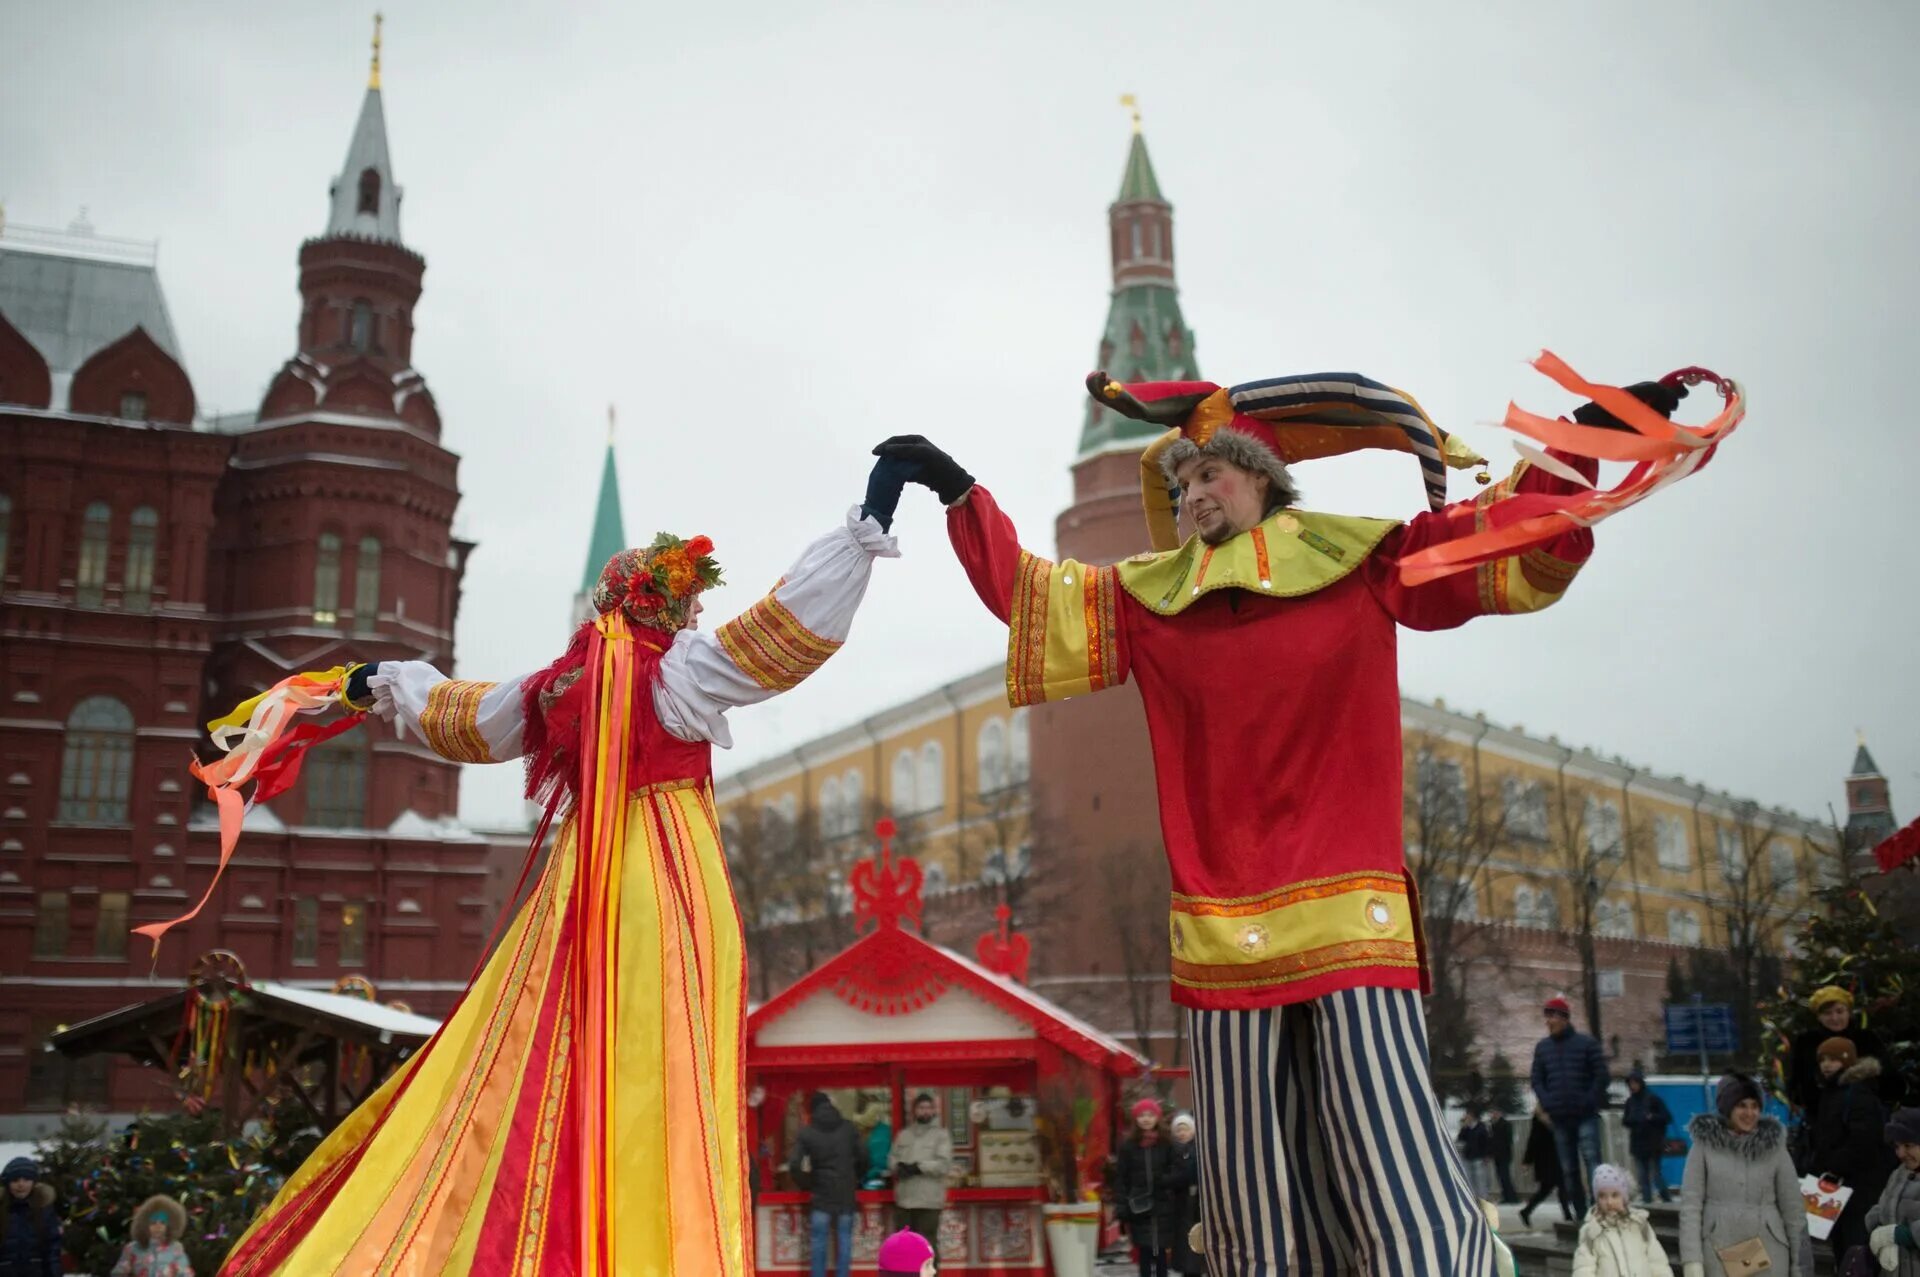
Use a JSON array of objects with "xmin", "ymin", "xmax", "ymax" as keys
[{"xmin": 0, "ymin": 61, "xmax": 523, "ymax": 1134}]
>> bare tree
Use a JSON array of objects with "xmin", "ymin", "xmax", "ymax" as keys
[
  {"xmin": 1096, "ymin": 842, "xmax": 1172, "ymax": 1068},
  {"xmin": 965, "ymin": 776, "xmax": 1035, "ymax": 924},
  {"xmin": 1539, "ymin": 777, "xmax": 1648, "ymax": 1044},
  {"xmin": 1712, "ymin": 804, "xmax": 1830, "ymax": 1056},
  {"xmin": 726, "ymin": 805, "xmax": 814, "ymax": 1001},
  {"xmin": 1403, "ymin": 735, "xmax": 1515, "ymax": 1100}
]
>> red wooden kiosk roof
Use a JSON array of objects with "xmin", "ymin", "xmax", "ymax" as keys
[{"xmin": 746, "ymin": 922, "xmax": 1146, "ymax": 1078}]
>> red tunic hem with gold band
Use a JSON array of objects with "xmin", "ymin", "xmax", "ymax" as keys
[{"xmin": 947, "ymin": 449, "xmax": 1598, "ymax": 1013}]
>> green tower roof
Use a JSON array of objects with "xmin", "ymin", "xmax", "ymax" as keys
[
  {"xmin": 579, "ymin": 440, "xmax": 627, "ymax": 593},
  {"xmin": 1116, "ymin": 131, "xmax": 1164, "ymax": 203}
]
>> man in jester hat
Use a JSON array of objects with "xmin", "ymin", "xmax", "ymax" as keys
[
  {"xmin": 188, "ymin": 471, "xmax": 920, "ymax": 1275},
  {"xmin": 877, "ymin": 354, "xmax": 1742, "ymax": 1275}
]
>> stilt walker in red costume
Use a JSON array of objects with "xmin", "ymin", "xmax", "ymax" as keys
[{"xmin": 877, "ymin": 355, "xmax": 1742, "ymax": 1276}]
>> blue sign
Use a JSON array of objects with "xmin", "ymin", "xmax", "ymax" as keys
[{"xmin": 1665, "ymin": 1003, "xmax": 1736, "ymax": 1053}]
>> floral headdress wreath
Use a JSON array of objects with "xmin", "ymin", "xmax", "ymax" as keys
[{"xmin": 590, "ymin": 532, "xmax": 723, "ymax": 634}]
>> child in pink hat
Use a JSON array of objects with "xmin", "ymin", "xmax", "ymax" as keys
[{"xmin": 877, "ymin": 1228, "xmax": 937, "ymax": 1276}]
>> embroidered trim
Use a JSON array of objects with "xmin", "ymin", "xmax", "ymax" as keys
[
  {"xmin": 1085, "ymin": 566, "xmax": 1120, "ymax": 691},
  {"xmin": 1170, "ymin": 870, "xmax": 1407, "ymax": 912},
  {"xmin": 1006, "ymin": 551, "xmax": 1052, "ymax": 707},
  {"xmin": 1171, "ymin": 938, "xmax": 1422, "ymax": 989},
  {"xmin": 716, "ymin": 593, "xmax": 841, "ymax": 692},
  {"xmin": 421, "ymin": 680, "xmax": 498, "ymax": 764},
  {"xmin": 1519, "ymin": 547, "xmax": 1581, "ymax": 590},
  {"xmin": 1251, "ymin": 527, "xmax": 1270, "ymax": 585}
]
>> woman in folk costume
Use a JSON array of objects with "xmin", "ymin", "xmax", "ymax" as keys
[
  {"xmin": 877, "ymin": 355, "xmax": 1742, "ymax": 1276},
  {"xmin": 212, "ymin": 472, "xmax": 910, "ymax": 1275}
]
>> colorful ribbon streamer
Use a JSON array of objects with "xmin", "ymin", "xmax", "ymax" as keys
[
  {"xmin": 1396, "ymin": 352, "xmax": 1744, "ymax": 586},
  {"xmin": 135, "ymin": 668, "xmax": 362, "ymax": 959}
]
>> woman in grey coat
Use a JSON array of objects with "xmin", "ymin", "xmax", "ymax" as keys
[
  {"xmin": 1866, "ymin": 1107, "xmax": 1920, "ymax": 1276},
  {"xmin": 1678, "ymin": 1074, "xmax": 1807, "ymax": 1277}
]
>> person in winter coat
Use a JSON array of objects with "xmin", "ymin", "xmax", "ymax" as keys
[
  {"xmin": 1166, "ymin": 1113, "xmax": 1205, "ymax": 1275},
  {"xmin": 1866, "ymin": 1108, "xmax": 1920, "ymax": 1276},
  {"xmin": 1111, "ymin": 1099, "xmax": 1182, "ymax": 1277},
  {"xmin": 1806, "ymin": 1037, "xmax": 1896, "ymax": 1259},
  {"xmin": 0, "ymin": 1156, "xmax": 60, "ymax": 1277},
  {"xmin": 1573, "ymin": 1164, "xmax": 1674, "ymax": 1277},
  {"xmin": 860, "ymin": 1100, "xmax": 894, "ymax": 1192},
  {"xmin": 1533, "ymin": 995, "xmax": 1611, "ymax": 1219},
  {"xmin": 1488, "ymin": 1109, "xmax": 1520, "ymax": 1204},
  {"xmin": 1788, "ymin": 986, "xmax": 1893, "ymax": 1115},
  {"xmin": 110, "ymin": 1195, "xmax": 193, "ymax": 1277},
  {"xmin": 888, "ymin": 1093, "xmax": 953, "ymax": 1251},
  {"xmin": 1624, "ymin": 1072, "xmax": 1677, "ymax": 1204},
  {"xmin": 1458, "ymin": 1108, "xmax": 1496, "ymax": 1201},
  {"xmin": 1679, "ymin": 1074, "xmax": 1807, "ymax": 1277},
  {"xmin": 789, "ymin": 1092, "xmax": 869, "ymax": 1277},
  {"xmin": 1521, "ymin": 1106, "xmax": 1572, "ymax": 1229}
]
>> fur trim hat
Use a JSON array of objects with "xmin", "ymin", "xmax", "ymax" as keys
[
  {"xmin": 1885, "ymin": 1107, "xmax": 1920, "ymax": 1146},
  {"xmin": 1591, "ymin": 1164, "xmax": 1634, "ymax": 1197},
  {"xmin": 1084, "ymin": 370, "xmax": 1487, "ymax": 553},
  {"xmin": 1817, "ymin": 1037, "xmax": 1858, "ymax": 1068},
  {"xmin": 877, "ymin": 1228, "xmax": 935, "ymax": 1275},
  {"xmin": 1807, "ymin": 985, "xmax": 1854, "ymax": 1014},
  {"xmin": 132, "ymin": 1194, "xmax": 186, "ymax": 1244},
  {"xmin": 1716, "ymin": 1073, "xmax": 1763, "ymax": 1119}
]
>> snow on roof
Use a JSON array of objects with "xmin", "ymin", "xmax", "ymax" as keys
[
  {"xmin": 932, "ymin": 940, "xmax": 1147, "ymax": 1068},
  {"xmin": 251, "ymin": 981, "xmax": 440, "ymax": 1038}
]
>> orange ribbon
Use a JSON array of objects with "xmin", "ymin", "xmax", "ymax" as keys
[{"xmin": 1396, "ymin": 351, "xmax": 1743, "ymax": 587}]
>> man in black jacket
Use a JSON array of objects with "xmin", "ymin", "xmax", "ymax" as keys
[
  {"xmin": 789, "ymin": 1093, "xmax": 867, "ymax": 1277},
  {"xmin": 1486, "ymin": 1109, "xmax": 1519, "ymax": 1204},
  {"xmin": 1621, "ymin": 1071, "xmax": 1675, "ymax": 1203},
  {"xmin": 1530, "ymin": 995, "xmax": 1609, "ymax": 1219},
  {"xmin": 0, "ymin": 1157, "xmax": 61, "ymax": 1277}
]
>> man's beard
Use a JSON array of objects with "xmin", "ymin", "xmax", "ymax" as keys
[{"xmin": 1197, "ymin": 520, "xmax": 1237, "ymax": 546}]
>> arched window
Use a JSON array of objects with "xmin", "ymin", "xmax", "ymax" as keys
[
  {"xmin": 119, "ymin": 391, "xmax": 148, "ymax": 421},
  {"xmin": 1150, "ymin": 221, "xmax": 1163, "ymax": 258},
  {"xmin": 313, "ymin": 532, "xmax": 342, "ymax": 625},
  {"xmin": 818, "ymin": 776, "xmax": 842, "ymax": 839},
  {"xmin": 1130, "ymin": 220, "xmax": 1142, "ymax": 257},
  {"xmin": 977, "ymin": 718, "xmax": 1008, "ymax": 793},
  {"xmin": 357, "ymin": 167, "xmax": 381, "ymax": 216},
  {"xmin": 1514, "ymin": 882, "xmax": 1560, "ymax": 930},
  {"xmin": 306, "ymin": 737, "xmax": 367, "ymax": 828},
  {"xmin": 1009, "ymin": 709, "xmax": 1030, "ymax": 783},
  {"xmin": 353, "ymin": 535, "xmax": 381, "ymax": 633},
  {"xmin": 891, "ymin": 751, "xmax": 917, "ymax": 814},
  {"xmin": 123, "ymin": 506, "xmax": 157, "ymax": 611},
  {"xmin": 59, "ymin": 695, "xmax": 134, "ymax": 823},
  {"xmin": 923, "ymin": 862, "xmax": 948, "ymax": 895},
  {"xmin": 841, "ymin": 769, "xmax": 863, "ymax": 836},
  {"xmin": 349, "ymin": 300, "xmax": 372, "ymax": 353},
  {"xmin": 76, "ymin": 501, "xmax": 111, "ymax": 606},
  {"xmin": 918, "ymin": 742, "xmax": 944, "ymax": 813}
]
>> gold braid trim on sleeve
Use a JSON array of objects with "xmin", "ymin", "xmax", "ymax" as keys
[
  {"xmin": 420, "ymin": 680, "xmax": 499, "ymax": 763},
  {"xmin": 716, "ymin": 594, "xmax": 842, "ymax": 693}
]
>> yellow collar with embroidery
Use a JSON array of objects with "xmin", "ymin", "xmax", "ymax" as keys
[{"xmin": 1115, "ymin": 509, "xmax": 1400, "ymax": 616}]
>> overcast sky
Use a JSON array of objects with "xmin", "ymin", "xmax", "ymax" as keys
[{"xmin": 5, "ymin": 1, "xmax": 1914, "ymax": 833}]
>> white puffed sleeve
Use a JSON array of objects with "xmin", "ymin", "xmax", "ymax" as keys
[
  {"xmin": 653, "ymin": 507, "xmax": 899, "ymax": 746},
  {"xmin": 367, "ymin": 661, "xmax": 530, "ymax": 763}
]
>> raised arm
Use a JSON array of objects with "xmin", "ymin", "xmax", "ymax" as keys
[
  {"xmin": 1365, "ymin": 446, "xmax": 1600, "ymax": 631},
  {"xmin": 652, "ymin": 506, "xmax": 899, "ymax": 745},
  {"xmin": 873, "ymin": 436, "xmax": 1132, "ymax": 708},
  {"xmin": 360, "ymin": 662, "xmax": 531, "ymax": 763}
]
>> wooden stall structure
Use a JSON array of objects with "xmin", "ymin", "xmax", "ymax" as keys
[
  {"xmin": 747, "ymin": 823, "xmax": 1146, "ymax": 1276},
  {"xmin": 49, "ymin": 950, "xmax": 438, "ymax": 1135}
]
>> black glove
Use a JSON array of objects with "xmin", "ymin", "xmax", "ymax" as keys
[
  {"xmin": 872, "ymin": 435, "xmax": 975, "ymax": 505},
  {"xmin": 343, "ymin": 661, "xmax": 383, "ymax": 710},
  {"xmin": 895, "ymin": 1162, "xmax": 919, "ymax": 1179},
  {"xmin": 1571, "ymin": 379, "xmax": 1687, "ymax": 431},
  {"xmin": 861, "ymin": 455, "xmax": 920, "ymax": 532}
]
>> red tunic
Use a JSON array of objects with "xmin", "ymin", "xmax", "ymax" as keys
[{"xmin": 948, "ymin": 454, "xmax": 1596, "ymax": 1010}]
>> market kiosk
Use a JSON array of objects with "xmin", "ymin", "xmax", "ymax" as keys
[{"xmin": 745, "ymin": 822, "xmax": 1147, "ymax": 1276}]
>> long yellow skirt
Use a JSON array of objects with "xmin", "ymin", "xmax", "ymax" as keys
[{"xmin": 222, "ymin": 779, "xmax": 750, "ymax": 1276}]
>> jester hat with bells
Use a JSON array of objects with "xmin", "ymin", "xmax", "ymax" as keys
[{"xmin": 1086, "ymin": 370, "xmax": 1489, "ymax": 553}]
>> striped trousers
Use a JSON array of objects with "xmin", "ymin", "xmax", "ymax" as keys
[{"xmin": 1188, "ymin": 987, "xmax": 1498, "ymax": 1276}]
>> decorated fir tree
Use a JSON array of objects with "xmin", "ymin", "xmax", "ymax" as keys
[{"xmin": 1759, "ymin": 878, "xmax": 1918, "ymax": 1106}]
